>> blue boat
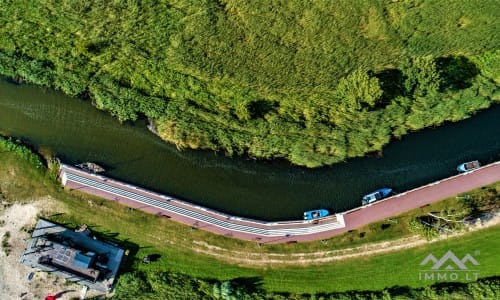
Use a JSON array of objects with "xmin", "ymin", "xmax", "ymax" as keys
[
  {"xmin": 457, "ymin": 160, "xmax": 480, "ymax": 173},
  {"xmin": 362, "ymin": 188, "xmax": 393, "ymax": 205},
  {"xmin": 303, "ymin": 209, "xmax": 329, "ymax": 220}
]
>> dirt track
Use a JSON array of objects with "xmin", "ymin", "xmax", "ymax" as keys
[{"xmin": 190, "ymin": 214, "xmax": 500, "ymax": 266}]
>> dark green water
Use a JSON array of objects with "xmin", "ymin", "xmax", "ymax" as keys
[{"xmin": 1, "ymin": 79, "xmax": 499, "ymax": 220}]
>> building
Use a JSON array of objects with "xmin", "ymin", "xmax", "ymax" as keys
[{"xmin": 20, "ymin": 219, "xmax": 125, "ymax": 292}]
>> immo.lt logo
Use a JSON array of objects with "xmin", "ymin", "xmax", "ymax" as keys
[{"xmin": 419, "ymin": 250, "xmax": 480, "ymax": 281}]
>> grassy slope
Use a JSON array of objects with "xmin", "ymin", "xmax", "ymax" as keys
[
  {"xmin": 0, "ymin": 1, "xmax": 498, "ymax": 167},
  {"xmin": 1, "ymin": 140, "xmax": 499, "ymax": 294}
]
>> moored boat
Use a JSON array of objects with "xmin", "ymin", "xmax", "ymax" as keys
[
  {"xmin": 362, "ymin": 188, "xmax": 392, "ymax": 205},
  {"xmin": 457, "ymin": 160, "xmax": 480, "ymax": 173},
  {"xmin": 303, "ymin": 209, "xmax": 329, "ymax": 220},
  {"xmin": 76, "ymin": 162, "xmax": 105, "ymax": 173}
]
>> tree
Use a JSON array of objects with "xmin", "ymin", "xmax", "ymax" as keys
[
  {"xmin": 213, "ymin": 282, "xmax": 221, "ymax": 299},
  {"xmin": 221, "ymin": 280, "xmax": 235, "ymax": 300},
  {"xmin": 335, "ymin": 69, "xmax": 383, "ymax": 110},
  {"xmin": 402, "ymin": 56, "xmax": 442, "ymax": 98}
]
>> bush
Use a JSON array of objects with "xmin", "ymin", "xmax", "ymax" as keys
[{"xmin": 0, "ymin": 136, "xmax": 45, "ymax": 170}]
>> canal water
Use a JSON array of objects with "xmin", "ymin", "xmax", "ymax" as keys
[{"xmin": 0, "ymin": 79, "xmax": 499, "ymax": 220}]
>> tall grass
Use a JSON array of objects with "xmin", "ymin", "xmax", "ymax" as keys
[{"xmin": 0, "ymin": 1, "xmax": 498, "ymax": 167}]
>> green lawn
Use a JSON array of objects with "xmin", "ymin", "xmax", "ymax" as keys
[
  {"xmin": 262, "ymin": 226, "xmax": 500, "ymax": 293},
  {"xmin": 1, "ymin": 138, "xmax": 499, "ymax": 294}
]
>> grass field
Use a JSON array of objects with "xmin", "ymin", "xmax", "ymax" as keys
[{"xmin": 1, "ymin": 138, "xmax": 499, "ymax": 294}]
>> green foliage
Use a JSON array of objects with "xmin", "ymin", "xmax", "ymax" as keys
[
  {"xmin": 335, "ymin": 69, "xmax": 383, "ymax": 110},
  {"xmin": 113, "ymin": 272, "xmax": 150, "ymax": 299},
  {"xmin": 408, "ymin": 218, "xmax": 440, "ymax": 241},
  {"xmin": 220, "ymin": 281, "xmax": 234, "ymax": 300},
  {"xmin": 115, "ymin": 271, "xmax": 259, "ymax": 300},
  {"xmin": 472, "ymin": 50, "xmax": 500, "ymax": 84},
  {"xmin": 402, "ymin": 56, "xmax": 442, "ymax": 98},
  {"xmin": 213, "ymin": 282, "xmax": 221, "ymax": 299},
  {"xmin": 0, "ymin": 136, "xmax": 45, "ymax": 170},
  {"xmin": 115, "ymin": 269, "xmax": 500, "ymax": 300},
  {"xmin": 0, "ymin": 0, "xmax": 498, "ymax": 167},
  {"xmin": 459, "ymin": 188, "xmax": 500, "ymax": 218}
]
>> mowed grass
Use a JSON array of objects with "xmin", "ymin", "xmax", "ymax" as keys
[
  {"xmin": 262, "ymin": 226, "xmax": 500, "ymax": 293},
  {"xmin": 1, "ymin": 143, "xmax": 499, "ymax": 293}
]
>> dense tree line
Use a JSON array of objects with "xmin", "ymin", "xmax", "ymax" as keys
[
  {"xmin": 113, "ymin": 270, "xmax": 500, "ymax": 299},
  {"xmin": 0, "ymin": 1, "xmax": 498, "ymax": 167}
]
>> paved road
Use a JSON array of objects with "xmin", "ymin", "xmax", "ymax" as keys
[{"xmin": 59, "ymin": 162, "xmax": 500, "ymax": 244}]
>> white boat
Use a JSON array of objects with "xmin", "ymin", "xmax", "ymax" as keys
[{"xmin": 457, "ymin": 160, "xmax": 480, "ymax": 173}]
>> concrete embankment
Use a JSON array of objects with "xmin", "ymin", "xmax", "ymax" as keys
[
  {"xmin": 58, "ymin": 162, "xmax": 500, "ymax": 243},
  {"xmin": 59, "ymin": 164, "xmax": 345, "ymax": 243}
]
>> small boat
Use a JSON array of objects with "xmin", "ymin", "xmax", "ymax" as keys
[
  {"xmin": 303, "ymin": 209, "xmax": 329, "ymax": 220},
  {"xmin": 362, "ymin": 188, "xmax": 393, "ymax": 205},
  {"xmin": 457, "ymin": 160, "xmax": 480, "ymax": 173},
  {"xmin": 75, "ymin": 162, "xmax": 105, "ymax": 173}
]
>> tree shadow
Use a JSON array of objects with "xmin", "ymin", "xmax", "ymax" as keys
[
  {"xmin": 437, "ymin": 55, "xmax": 479, "ymax": 91},
  {"xmin": 248, "ymin": 100, "xmax": 278, "ymax": 119},
  {"xmin": 374, "ymin": 69, "xmax": 406, "ymax": 106},
  {"xmin": 230, "ymin": 276, "xmax": 264, "ymax": 294},
  {"xmin": 381, "ymin": 223, "xmax": 391, "ymax": 230}
]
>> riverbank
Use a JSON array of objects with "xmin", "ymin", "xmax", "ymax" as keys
[
  {"xmin": 2, "ymin": 78, "xmax": 500, "ymax": 220},
  {"xmin": 58, "ymin": 161, "xmax": 500, "ymax": 243}
]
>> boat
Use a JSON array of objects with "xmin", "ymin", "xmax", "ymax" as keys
[
  {"xmin": 75, "ymin": 162, "xmax": 105, "ymax": 173},
  {"xmin": 457, "ymin": 160, "xmax": 480, "ymax": 173},
  {"xmin": 303, "ymin": 209, "xmax": 329, "ymax": 220},
  {"xmin": 362, "ymin": 188, "xmax": 393, "ymax": 205}
]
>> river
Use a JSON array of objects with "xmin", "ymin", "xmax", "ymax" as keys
[{"xmin": 0, "ymin": 78, "xmax": 499, "ymax": 220}]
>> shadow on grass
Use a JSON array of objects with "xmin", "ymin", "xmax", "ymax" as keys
[{"xmin": 230, "ymin": 276, "xmax": 264, "ymax": 294}]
